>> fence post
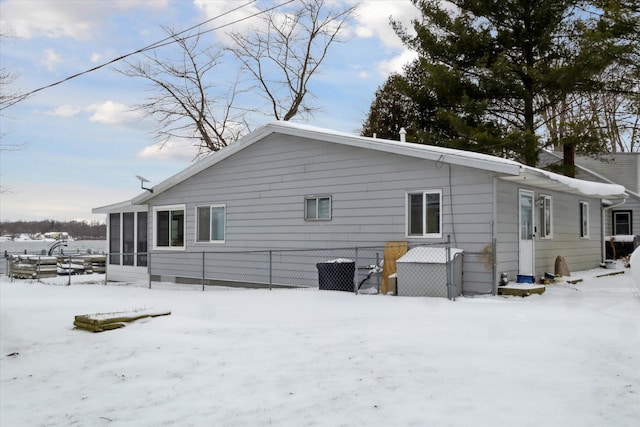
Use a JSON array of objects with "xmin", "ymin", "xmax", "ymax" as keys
[
  {"xmin": 492, "ymin": 237, "xmax": 497, "ymax": 296},
  {"xmin": 446, "ymin": 235, "xmax": 453, "ymax": 300},
  {"xmin": 376, "ymin": 252, "xmax": 380, "ymax": 293},
  {"xmin": 202, "ymin": 252, "xmax": 205, "ymax": 291},
  {"xmin": 269, "ymin": 249, "xmax": 273, "ymax": 291},
  {"xmin": 147, "ymin": 252, "xmax": 151, "ymax": 289},
  {"xmin": 354, "ymin": 246, "xmax": 359, "ymax": 295}
]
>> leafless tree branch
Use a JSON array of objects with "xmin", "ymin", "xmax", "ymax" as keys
[{"xmin": 227, "ymin": 0, "xmax": 356, "ymax": 121}]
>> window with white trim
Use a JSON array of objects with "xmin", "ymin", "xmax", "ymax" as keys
[
  {"xmin": 612, "ymin": 210, "xmax": 632, "ymax": 235},
  {"xmin": 579, "ymin": 201, "xmax": 589, "ymax": 238},
  {"xmin": 196, "ymin": 205, "xmax": 226, "ymax": 243},
  {"xmin": 539, "ymin": 195, "xmax": 553, "ymax": 238},
  {"xmin": 407, "ymin": 190, "xmax": 442, "ymax": 238},
  {"xmin": 305, "ymin": 196, "xmax": 331, "ymax": 220},
  {"xmin": 154, "ymin": 205, "xmax": 185, "ymax": 248}
]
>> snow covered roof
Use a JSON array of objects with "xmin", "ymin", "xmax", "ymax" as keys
[
  {"xmin": 537, "ymin": 149, "xmax": 638, "ymax": 199},
  {"xmin": 128, "ymin": 121, "xmax": 626, "ymax": 205},
  {"xmin": 501, "ymin": 165, "xmax": 628, "ymax": 198}
]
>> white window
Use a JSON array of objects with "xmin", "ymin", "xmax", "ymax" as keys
[
  {"xmin": 196, "ymin": 205, "xmax": 226, "ymax": 243},
  {"xmin": 580, "ymin": 201, "xmax": 589, "ymax": 238},
  {"xmin": 154, "ymin": 205, "xmax": 185, "ymax": 249},
  {"xmin": 539, "ymin": 195, "xmax": 553, "ymax": 238},
  {"xmin": 612, "ymin": 211, "xmax": 632, "ymax": 235},
  {"xmin": 305, "ymin": 196, "xmax": 331, "ymax": 220},
  {"xmin": 407, "ymin": 190, "xmax": 442, "ymax": 238}
]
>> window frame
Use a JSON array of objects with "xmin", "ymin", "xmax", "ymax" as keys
[
  {"xmin": 304, "ymin": 195, "xmax": 332, "ymax": 221},
  {"xmin": 539, "ymin": 194, "xmax": 553, "ymax": 239},
  {"xmin": 137, "ymin": 211, "xmax": 148, "ymax": 267},
  {"xmin": 109, "ymin": 213, "xmax": 121, "ymax": 265},
  {"xmin": 122, "ymin": 212, "xmax": 135, "ymax": 266},
  {"xmin": 579, "ymin": 201, "xmax": 590, "ymax": 239},
  {"xmin": 195, "ymin": 204, "xmax": 226, "ymax": 244},
  {"xmin": 406, "ymin": 189, "xmax": 443, "ymax": 239},
  {"xmin": 153, "ymin": 204, "xmax": 186, "ymax": 250},
  {"xmin": 612, "ymin": 210, "xmax": 632, "ymax": 235}
]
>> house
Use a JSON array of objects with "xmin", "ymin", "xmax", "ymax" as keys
[
  {"xmin": 538, "ymin": 150, "xmax": 639, "ymax": 257},
  {"xmin": 93, "ymin": 122, "xmax": 627, "ymax": 294}
]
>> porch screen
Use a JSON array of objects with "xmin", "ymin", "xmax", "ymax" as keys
[{"xmin": 109, "ymin": 213, "xmax": 120, "ymax": 265}]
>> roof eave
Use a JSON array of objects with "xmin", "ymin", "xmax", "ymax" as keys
[{"xmin": 500, "ymin": 166, "xmax": 628, "ymax": 199}]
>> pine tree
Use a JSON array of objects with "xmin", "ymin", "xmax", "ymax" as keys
[{"xmin": 366, "ymin": 0, "xmax": 639, "ymax": 166}]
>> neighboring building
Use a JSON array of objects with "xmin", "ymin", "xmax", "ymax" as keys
[
  {"xmin": 539, "ymin": 150, "xmax": 639, "ymax": 257},
  {"xmin": 94, "ymin": 122, "xmax": 626, "ymax": 294}
]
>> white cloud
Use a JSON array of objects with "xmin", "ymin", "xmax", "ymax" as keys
[
  {"xmin": 377, "ymin": 48, "xmax": 419, "ymax": 75},
  {"xmin": 138, "ymin": 138, "xmax": 200, "ymax": 161},
  {"xmin": 0, "ymin": 0, "xmax": 169, "ymax": 40},
  {"xmin": 193, "ymin": 0, "xmax": 264, "ymax": 46},
  {"xmin": 46, "ymin": 105, "xmax": 81, "ymax": 118},
  {"xmin": 347, "ymin": 1, "xmax": 420, "ymax": 77},
  {"xmin": 90, "ymin": 52, "xmax": 103, "ymax": 63},
  {"xmin": 41, "ymin": 49, "xmax": 62, "ymax": 71},
  {"xmin": 350, "ymin": 0, "xmax": 418, "ymax": 50},
  {"xmin": 113, "ymin": 0, "xmax": 169, "ymax": 11},
  {"xmin": 86, "ymin": 101, "xmax": 142, "ymax": 125}
]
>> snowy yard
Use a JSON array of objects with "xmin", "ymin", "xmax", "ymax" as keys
[{"xmin": 1, "ymin": 265, "xmax": 639, "ymax": 426}]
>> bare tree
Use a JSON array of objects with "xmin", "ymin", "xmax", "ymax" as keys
[
  {"xmin": 0, "ymin": 30, "xmax": 26, "ymax": 150},
  {"xmin": 540, "ymin": 65, "xmax": 639, "ymax": 154},
  {"xmin": 227, "ymin": 0, "xmax": 356, "ymax": 121},
  {"xmin": 121, "ymin": 1, "xmax": 356, "ymax": 158},
  {"xmin": 120, "ymin": 29, "xmax": 248, "ymax": 157},
  {"xmin": 1, "ymin": 30, "xmax": 26, "ymax": 193}
]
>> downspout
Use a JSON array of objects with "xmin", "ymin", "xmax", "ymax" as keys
[
  {"xmin": 602, "ymin": 198, "xmax": 626, "ymax": 262},
  {"xmin": 492, "ymin": 177, "xmax": 498, "ymax": 295}
]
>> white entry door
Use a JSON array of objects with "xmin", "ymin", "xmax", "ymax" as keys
[{"xmin": 519, "ymin": 190, "xmax": 535, "ymax": 276}]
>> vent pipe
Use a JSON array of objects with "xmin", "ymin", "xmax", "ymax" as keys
[{"xmin": 399, "ymin": 127, "xmax": 406, "ymax": 142}]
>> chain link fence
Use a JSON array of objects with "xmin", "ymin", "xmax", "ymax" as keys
[
  {"xmin": 4, "ymin": 239, "xmax": 483, "ymax": 300},
  {"xmin": 139, "ymin": 240, "xmax": 464, "ymax": 299}
]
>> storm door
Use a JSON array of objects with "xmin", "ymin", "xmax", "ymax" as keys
[{"xmin": 518, "ymin": 190, "xmax": 535, "ymax": 276}]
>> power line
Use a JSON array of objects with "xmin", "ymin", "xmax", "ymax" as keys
[{"xmin": 1, "ymin": 0, "xmax": 295, "ymax": 111}]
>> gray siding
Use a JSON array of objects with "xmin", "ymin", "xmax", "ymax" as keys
[
  {"xmin": 496, "ymin": 179, "xmax": 604, "ymax": 281},
  {"xmin": 605, "ymin": 197, "xmax": 640, "ymax": 237},
  {"xmin": 146, "ymin": 134, "xmax": 496, "ymax": 293},
  {"xmin": 575, "ymin": 153, "xmax": 639, "ymax": 193}
]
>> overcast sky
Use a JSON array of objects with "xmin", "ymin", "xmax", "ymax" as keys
[{"xmin": 0, "ymin": 0, "xmax": 420, "ymax": 222}]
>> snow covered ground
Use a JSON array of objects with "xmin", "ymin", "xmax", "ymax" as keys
[{"xmin": 1, "ymin": 264, "xmax": 639, "ymax": 426}]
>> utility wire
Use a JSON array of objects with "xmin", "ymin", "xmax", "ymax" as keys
[{"xmin": 1, "ymin": 0, "xmax": 295, "ymax": 111}]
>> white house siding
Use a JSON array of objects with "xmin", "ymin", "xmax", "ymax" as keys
[
  {"xmin": 145, "ymin": 133, "xmax": 497, "ymax": 292},
  {"xmin": 496, "ymin": 179, "xmax": 604, "ymax": 281}
]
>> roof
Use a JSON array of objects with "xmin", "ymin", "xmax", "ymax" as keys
[
  {"xmin": 115, "ymin": 121, "xmax": 626, "ymax": 206},
  {"xmin": 537, "ymin": 149, "xmax": 639, "ymax": 199},
  {"xmin": 92, "ymin": 199, "xmax": 147, "ymax": 214}
]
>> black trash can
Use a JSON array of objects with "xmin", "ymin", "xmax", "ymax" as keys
[{"xmin": 316, "ymin": 260, "xmax": 355, "ymax": 292}]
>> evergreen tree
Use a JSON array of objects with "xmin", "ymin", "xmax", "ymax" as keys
[{"xmin": 365, "ymin": 0, "xmax": 639, "ymax": 166}]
